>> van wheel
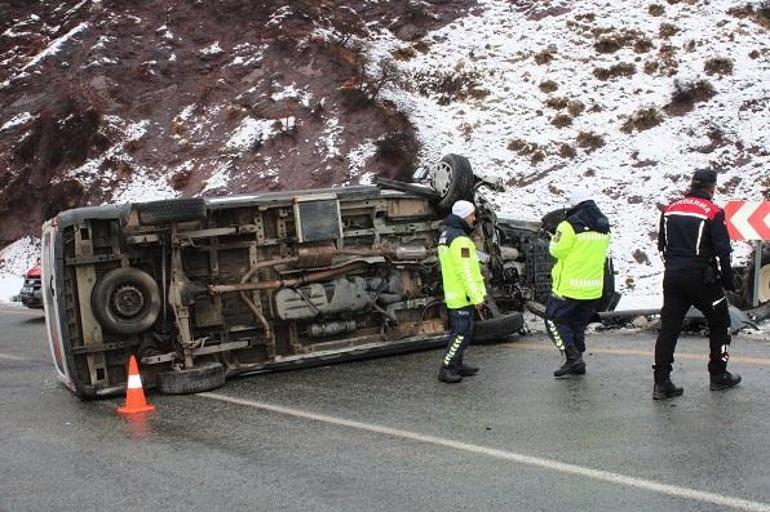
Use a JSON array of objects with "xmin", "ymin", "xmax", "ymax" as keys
[
  {"xmin": 137, "ymin": 197, "xmax": 206, "ymax": 225},
  {"xmin": 157, "ymin": 362, "xmax": 226, "ymax": 394},
  {"xmin": 473, "ymin": 313, "xmax": 524, "ymax": 344},
  {"xmin": 431, "ymin": 154, "xmax": 475, "ymax": 213},
  {"xmin": 91, "ymin": 268, "xmax": 161, "ymax": 335}
]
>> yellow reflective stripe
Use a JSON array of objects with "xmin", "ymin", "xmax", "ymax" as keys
[
  {"xmin": 444, "ymin": 335, "xmax": 464, "ymax": 366},
  {"xmin": 567, "ymin": 278, "xmax": 603, "ymax": 288},
  {"xmin": 546, "ymin": 320, "xmax": 564, "ymax": 351},
  {"xmin": 575, "ymin": 232, "xmax": 611, "ymax": 242}
]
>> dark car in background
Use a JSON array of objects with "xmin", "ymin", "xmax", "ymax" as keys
[{"xmin": 17, "ymin": 264, "xmax": 43, "ymax": 309}]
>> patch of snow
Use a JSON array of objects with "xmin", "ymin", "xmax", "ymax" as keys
[
  {"xmin": 0, "ymin": 236, "xmax": 40, "ymax": 302},
  {"xmin": 228, "ymin": 43, "xmax": 264, "ymax": 67},
  {"xmin": 177, "ymin": 105, "xmax": 196, "ymax": 122},
  {"xmin": 64, "ymin": 0, "xmax": 89, "ymax": 18},
  {"xmin": 2, "ymin": 28, "xmax": 32, "ymax": 38},
  {"xmin": 345, "ymin": 140, "xmax": 377, "ymax": 184},
  {"xmin": 112, "ymin": 172, "xmax": 175, "ymax": 204},
  {"xmin": 200, "ymin": 41, "xmax": 224, "ymax": 56},
  {"xmin": 271, "ymin": 82, "xmax": 313, "ymax": 107},
  {"xmin": 201, "ymin": 162, "xmax": 232, "ymax": 194},
  {"xmin": 358, "ymin": 172, "xmax": 377, "ymax": 185},
  {"xmin": 316, "ymin": 117, "xmax": 343, "ymax": 160},
  {"xmin": 91, "ymin": 35, "xmax": 114, "ymax": 50},
  {"xmin": 60, "ymin": 117, "xmax": 172, "ymax": 204},
  {"xmin": 16, "ymin": 22, "xmax": 89, "ymax": 75},
  {"xmin": 369, "ymin": 0, "xmax": 770, "ymax": 302},
  {"xmin": 267, "ymin": 6, "xmax": 292, "ymax": 28},
  {"xmin": 1, "ymin": 112, "xmax": 33, "ymax": 132},
  {"xmin": 225, "ymin": 117, "xmax": 279, "ymax": 151}
]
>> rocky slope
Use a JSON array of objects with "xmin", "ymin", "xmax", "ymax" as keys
[
  {"xmin": 0, "ymin": 0, "xmax": 471, "ymax": 246},
  {"xmin": 1, "ymin": 0, "xmax": 769, "ymax": 304}
]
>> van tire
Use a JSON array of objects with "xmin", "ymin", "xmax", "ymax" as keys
[
  {"xmin": 91, "ymin": 268, "xmax": 161, "ymax": 335},
  {"xmin": 474, "ymin": 312, "xmax": 524, "ymax": 344},
  {"xmin": 157, "ymin": 362, "xmax": 226, "ymax": 394},
  {"xmin": 432, "ymin": 154, "xmax": 475, "ymax": 213},
  {"xmin": 137, "ymin": 198, "xmax": 206, "ymax": 225}
]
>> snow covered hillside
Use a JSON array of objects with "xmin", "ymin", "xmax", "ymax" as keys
[
  {"xmin": 0, "ymin": 0, "xmax": 768, "ymax": 307},
  {"xmin": 372, "ymin": 0, "xmax": 770, "ymax": 299}
]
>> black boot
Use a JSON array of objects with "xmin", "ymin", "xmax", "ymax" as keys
[
  {"xmin": 710, "ymin": 371, "xmax": 742, "ymax": 391},
  {"xmin": 457, "ymin": 362, "xmax": 479, "ymax": 377},
  {"xmin": 554, "ymin": 345, "xmax": 585, "ymax": 377},
  {"xmin": 438, "ymin": 366, "xmax": 463, "ymax": 383},
  {"xmin": 653, "ymin": 366, "xmax": 683, "ymax": 400}
]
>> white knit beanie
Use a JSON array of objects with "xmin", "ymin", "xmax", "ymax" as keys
[
  {"xmin": 568, "ymin": 187, "xmax": 592, "ymax": 207},
  {"xmin": 451, "ymin": 200, "xmax": 476, "ymax": 218}
]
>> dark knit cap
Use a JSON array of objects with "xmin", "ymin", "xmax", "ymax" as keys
[{"xmin": 692, "ymin": 168, "xmax": 717, "ymax": 185}]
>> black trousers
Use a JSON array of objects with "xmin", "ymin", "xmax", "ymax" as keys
[
  {"xmin": 442, "ymin": 306, "xmax": 474, "ymax": 369},
  {"xmin": 654, "ymin": 270, "xmax": 731, "ymax": 374},
  {"xmin": 544, "ymin": 295, "xmax": 599, "ymax": 353}
]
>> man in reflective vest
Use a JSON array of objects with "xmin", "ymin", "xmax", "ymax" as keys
[
  {"xmin": 653, "ymin": 168, "xmax": 740, "ymax": 400},
  {"xmin": 437, "ymin": 200, "xmax": 486, "ymax": 383},
  {"xmin": 545, "ymin": 188, "xmax": 611, "ymax": 377}
]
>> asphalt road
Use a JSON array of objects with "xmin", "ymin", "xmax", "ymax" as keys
[{"xmin": 2, "ymin": 304, "xmax": 770, "ymax": 512}]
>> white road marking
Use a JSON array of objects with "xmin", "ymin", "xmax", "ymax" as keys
[
  {"xmin": 199, "ymin": 392, "xmax": 770, "ymax": 512},
  {"xmin": 0, "ymin": 352, "xmax": 29, "ymax": 361}
]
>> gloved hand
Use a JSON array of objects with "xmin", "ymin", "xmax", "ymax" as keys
[{"xmin": 721, "ymin": 268, "xmax": 737, "ymax": 292}]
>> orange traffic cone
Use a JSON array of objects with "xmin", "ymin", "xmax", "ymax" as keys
[{"xmin": 117, "ymin": 355, "xmax": 155, "ymax": 415}]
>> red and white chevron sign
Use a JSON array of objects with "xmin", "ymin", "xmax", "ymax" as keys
[{"xmin": 723, "ymin": 201, "xmax": 770, "ymax": 241}]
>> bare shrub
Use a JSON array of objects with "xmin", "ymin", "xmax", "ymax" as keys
[
  {"xmin": 704, "ymin": 57, "xmax": 734, "ymax": 76},
  {"xmin": 576, "ymin": 131, "xmax": 605, "ymax": 152},
  {"xmin": 467, "ymin": 87, "xmax": 490, "ymax": 100},
  {"xmin": 758, "ymin": 1, "xmax": 770, "ymax": 27},
  {"xmin": 459, "ymin": 122, "xmax": 473, "ymax": 142},
  {"xmin": 411, "ymin": 69, "xmax": 482, "ymax": 105},
  {"xmin": 659, "ymin": 23, "xmax": 679, "ymax": 38},
  {"xmin": 567, "ymin": 100, "xmax": 585, "ymax": 117},
  {"xmin": 392, "ymin": 47, "xmax": 416, "ymax": 61},
  {"xmin": 339, "ymin": 45, "xmax": 402, "ymax": 109},
  {"xmin": 545, "ymin": 96, "xmax": 569, "ymax": 109},
  {"xmin": 539, "ymin": 80, "xmax": 559, "ymax": 93},
  {"xmin": 508, "ymin": 138, "xmax": 538, "ymax": 155},
  {"xmin": 375, "ymin": 132, "xmax": 416, "ymax": 172},
  {"xmin": 413, "ymin": 40, "xmax": 431, "ymax": 53},
  {"xmin": 551, "ymin": 114, "xmax": 573, "ymax": 128},
  {"xmin": 531, "ymin": 150, "xmax": 546, "ymax": 164},
  {"xmin": 534, "ymin": 48, "xmax": 556, "ymax": 65},
  {"xmin": 559, "ymin": 143, "xmax": 577, "ymax": 159},
  {"xmin": 644, "ymin": 60, "xmax": 660, "ymax": 74},
  {"xmin": 594, "ymin": 35, "xmax": 624, "ymax": 54},
  {"xmin": 170, "ymin": 170, "xmax": 192, "ymax": 191},
  {"xmin": 621, "ymin": 107, "xmax": 664, "ymax": 133},
  {"xmin": 593, "ymin": 63, "xmax": 636, "ymax": 80},
  {"xmin": 664, "ymin": 79, "xmax": 716, "ymax": 116},
  {"xmin": 634, "ymin": 37, "xmax": 654, "ymax": 53},
  {"xmin": 649, "ymin": 4, "xmax": 665, "ymax": 16}
]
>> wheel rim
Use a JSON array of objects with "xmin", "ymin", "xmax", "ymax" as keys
[
  {"xmin": 758, "ymin": 264, "xmax": 770, "ymax": 304},
  {"xmin": 431, "ymin": 160, "xmax": 453, "ymax": 197},
  {"xmin": 111, "ymin": 284, "xmax": 146, "ymax": 318}
]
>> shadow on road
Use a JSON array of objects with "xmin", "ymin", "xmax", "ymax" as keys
[{"xmin": 22, "ymin": 316, "xmax": 45, "ymax": 325}]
